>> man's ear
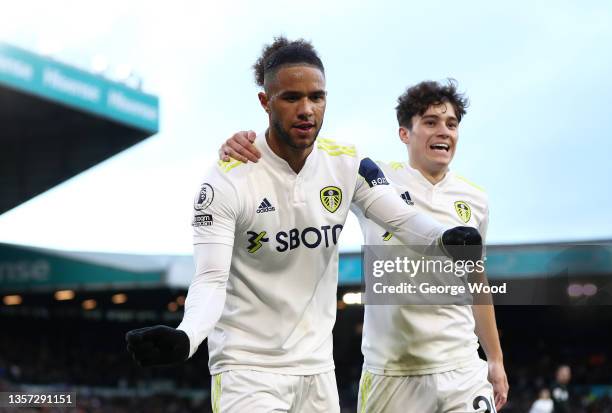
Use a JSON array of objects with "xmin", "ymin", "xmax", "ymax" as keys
[
  {"xmin": 399, "ymin": 126, "xmax": 411, "ymax": 145},
  {"xmin": 258, "ymin": 92, "xmax": 270, "ymax": 114}
]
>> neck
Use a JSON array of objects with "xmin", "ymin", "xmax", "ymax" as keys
[
  {"xmin": 266, "ymin": 128, "xmax": 313, "ymax": 173},
  {"xmin": 409, "ymin": 159, "xmax": 448, "ymax": 185}
]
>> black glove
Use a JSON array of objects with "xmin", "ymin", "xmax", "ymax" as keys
[
  {"xmin": 441, "ymin": 226, "xmax": 482, "ymax": 262},
  {"xmin": 126, "ymin": 325, "xmax": 190, "ymax": 367}
]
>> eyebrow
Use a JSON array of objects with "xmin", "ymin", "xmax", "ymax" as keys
[
  {"xmin": 422, "ymin": 114, "xmax": 458, "ymax": 122},
  {"xmin": 279, "ymin": 89, "xmax": 326, "ymax": 97}
]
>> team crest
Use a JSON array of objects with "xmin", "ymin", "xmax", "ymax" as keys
[
  {"xmin": 194, "ymin": 183, "xmax": 214, "ymax": 211},
  {"xmin": 454, "ymin": 201, "xmax": 471, "ymax": 223},
  {"xmin": 320, "ymin": 186, "xmax": 342, "ymax": 213}
]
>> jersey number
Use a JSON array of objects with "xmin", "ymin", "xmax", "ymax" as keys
[{"xmin": 472, "ymin": 395, "xmax": 495, "ymax": 413}]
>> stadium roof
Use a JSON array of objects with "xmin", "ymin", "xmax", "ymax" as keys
[
  {"xmin": 0, "ymin": 43, "xmax": 159, "ymax": 214},
  {"xmin": 0, "ymin": 243, "xmax": 169, "ymax": 293}
]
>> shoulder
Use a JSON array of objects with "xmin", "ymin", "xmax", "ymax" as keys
[
  {"xmin": 316, "ymin": 138, "xmax": 358, "ymax": 159},
  {"xmin": 216, "ymin": 157, "xmax": 257, "ymax": 179},
  {"xmin": 380, "ymin": 160, "xmax": 407, "ymax": 172},
  {"xmin": 451, "ymin": 172, "xmax": 488, "ymax": 203},
  {"xmin": 193, "ymin": 159, "xmax": 255, "ymax": 214},
  {"xmin": 315, "ymin": 138, "xmax": 363, "ymax": 180},
  {"xmin": 196, "ymin": 158, "xmax": 256, "ymax": 197},
  {"xmin": 374, "ymin": 160, "xmax": 406, "ymax": 181},
  {"xmin": 452, "ymin": 172, "xmax": 487, "ymax": 193},
  {"xmin": 206, "ymin": 157, "xmax": 261, "ymax": 190}
]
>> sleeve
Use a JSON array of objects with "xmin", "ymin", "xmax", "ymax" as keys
[
  {"xmin": 176, "ymin": 242, "xmax": 232, "ymax": 358},
  {"xmin": 351, "ymin": 158, "xmax": 448, "ymax": 247},
  {"xmin": 351, "ymin": 157, "xmax": 394, "ymax": 212},
  {"xmin": 192, "ymin": 168, "xmax": 240, "ymax": 246},
  {"xmin": 479, "ymin": 204, "xmax": 489, "ymax": 259}
]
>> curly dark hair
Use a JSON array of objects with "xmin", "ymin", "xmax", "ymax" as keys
[
  {"xmin": 253, "ymin": 36, "xmax": 324, "ymax": 88},
  {"xmin": 395, "ymin": 79, "xmax": 469, "ymax": 129}
]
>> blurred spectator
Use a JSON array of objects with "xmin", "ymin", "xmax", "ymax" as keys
[
  {"xmin": 1, "ymin": 306, "xmax": 610, "ymax": 412},
  {"xmin": 552, "ymin": 365, "xmax": 571, "ymax": 413},
  {"xmin": 529, "ymin": 389, "xmax": 554, "ymax": 413}
]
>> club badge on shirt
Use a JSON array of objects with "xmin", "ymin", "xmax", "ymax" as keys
[
  {"xmin": 454, "ymin": 201, "xmax": 471, "ymax": 223},
  {"xmin": 320, "ymin": 186, "xmax": 342, "ymax": 213}
]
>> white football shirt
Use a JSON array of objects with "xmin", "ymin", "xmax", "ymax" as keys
[
  {"xmin": 359, "ymin": 160, "xmax": 489, "ymax": 376},
  {"xmin": 179, "ymin": 135, "xmax": 447, "ymax": 375},
  {"xmin": 529, "ymin": 399, "xmax": 554, "ymax": 413}
]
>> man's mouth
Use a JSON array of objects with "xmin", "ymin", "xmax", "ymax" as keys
[
  {"xmin": 293, "ymin": 122, "xmax": 315, "ymax": 132},
  {"xmin": 429, "ymin": 143, "xmax": 450, "ymax": 152}
]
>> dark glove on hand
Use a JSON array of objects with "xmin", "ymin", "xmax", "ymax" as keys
[
  {"xmin": 126, "ymin": 325, "xmax": 190, "ymax": 367},
  {"xmin": 441, "ymin": 226, "xmax": 483, "ymax": 262}
]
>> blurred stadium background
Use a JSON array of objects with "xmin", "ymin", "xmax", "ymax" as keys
[{"xmin": 1, "ymin": 43, "xmax": 611, "ymax": 413}]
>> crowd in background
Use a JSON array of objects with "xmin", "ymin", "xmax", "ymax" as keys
[{"xmin": 1, "ymin": 306, "xmax": 611, "ymax": 413}]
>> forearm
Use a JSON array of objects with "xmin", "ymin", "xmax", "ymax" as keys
[
  {"xmin": 176, "ymin": 243, "xmax": 231, "ymax": 358},
  {"xmin": 364, "ymin": 190, "xmax": 447, "ymax": 248},
  {"xmin": 472, "ymin": 272, "xmax": 503, "ymax": 362}
]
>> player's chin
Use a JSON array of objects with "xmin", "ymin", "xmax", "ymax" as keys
[
  {"xmin": 289, "ymin": 129, "xmax": 317, "ymax": 148},
  {"xmin": 428, "ymin": 152, "xmax": 453, "ymax": 166}
]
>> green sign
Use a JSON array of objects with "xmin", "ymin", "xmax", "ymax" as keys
[
  {"xmin": 0, "ymin": 244, "xmax": 163, "ymax": 292},
  {"xmin": 0, "ymin": 43, "xmax": 159, "ymax": 133}
]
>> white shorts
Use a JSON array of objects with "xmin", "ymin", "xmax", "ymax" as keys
[
  {"xmin": 357, "ymin": 359, "xmax": 495, "ymax": 413},
  {"xmin": 210, "ymin": 369, "xmax": 340, "ymax": 413}
]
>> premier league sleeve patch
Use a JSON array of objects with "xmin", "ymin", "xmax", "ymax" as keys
[
  {"xmin": 359, "ymin": 158, "xmax": 389, "ymax": 188},
  {"xmin": 194, "ymin": 183, "xmax": 214, "ymax": 211}
]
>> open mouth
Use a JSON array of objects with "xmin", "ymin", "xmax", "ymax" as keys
[
  {"xmin": 293, "ymin": 123, "xmax": 315, "ymax": 132},
  {"xmin": 429, "ymin": 143, "xmax": 450, "ymax": 152}
]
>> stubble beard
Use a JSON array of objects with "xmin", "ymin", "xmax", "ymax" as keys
[{"xmin": 271, "ymin": 117, "xmax": 322, "ymax": 150}]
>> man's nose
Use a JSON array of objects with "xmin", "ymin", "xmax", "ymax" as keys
[
  {"xmin": 297, "ymin": 98, "xmax": 314, "ymax": 118},
  {"xmin": 437, "ymin": 124, "xmax": 452, "ymax": 137}
]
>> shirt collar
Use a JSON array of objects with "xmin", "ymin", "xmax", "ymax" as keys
[
  {"xmin": 257, "ymin": 130, "xmax": 319, "ymax": 178},
  {"xmin": 403, "ymin": 161, "xmax": 452, "ymax": 189}
]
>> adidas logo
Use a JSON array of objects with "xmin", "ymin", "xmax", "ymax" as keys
[
  {"xmin": 256, "ymin": 198, "xmax": 276, "ymax": 213},
  {"xmin": 400, "ymin": 191, "xmax": 414, "ymax": 205}
]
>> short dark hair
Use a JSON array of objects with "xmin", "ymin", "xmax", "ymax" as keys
[
  {"xmin": 253, "ymin": 36, "xmax": 324, "ymax": 88},
  {"xmin": 395, "ymin": 79, "xmax": 469, "ymax": 129}
]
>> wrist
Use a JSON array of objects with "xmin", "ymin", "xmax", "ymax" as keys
[
  {"xmin": 487, "ymin": 356, "xmax": 504, "ymax": 364},
  {"xmin": 175, "ymin": 326, "xmax": 193, "ymax": 359}
]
